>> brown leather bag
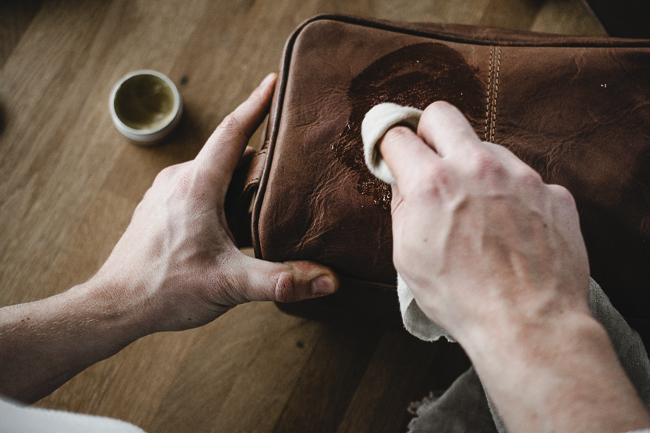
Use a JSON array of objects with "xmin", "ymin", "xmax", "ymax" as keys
[{"xmin": 227, "ymin": 14, "xmax": 650, "ymax": 344}]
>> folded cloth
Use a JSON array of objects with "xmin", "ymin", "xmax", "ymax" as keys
[{"xmin": 362, "ymin": 102, "xmax": 650, "ymax": 433}]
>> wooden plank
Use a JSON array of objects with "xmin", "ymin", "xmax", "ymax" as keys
[
  {"xmin": 479, "ymin": 0, "xmax": 545, "ymax": 30},
  {"xmin": 42, "ymin": 329, "xmax": 201, "ymax": 428},
  {"xmin": 271, "ymin": 322, "xmax": 383, "ymax": 433},
  {"xmin": 530, "ymin": 0, "xmax": 606, "ymax": 36},
  {"xmin": 0, "ymin": 0, "xmax": 116, "ymax": 304},
  {"xmin": 0, "ymin": 0, "xmax": 44, "ymax": 70},
  {"xmin": 372, "ymin": 0, "xmax": 489, "ymax": 25},
  {"xmin": 46, "ymin": 190, "xmax": 136, "ymax": 297},
  {"xmin": 147, "ymin": 302, "xmax": 326, "ymax": 433},
  {"xmin": 335, "ymin": 330, "xmax": 439, "ymax": 433}
]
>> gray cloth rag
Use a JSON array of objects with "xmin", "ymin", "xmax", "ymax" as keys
[{"xmin": 362, "ymin": 102, "xmax": 650, "ymax": 433}]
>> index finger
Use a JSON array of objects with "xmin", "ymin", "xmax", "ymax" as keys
[{"xmin": 194, "ymin": 73, "xmax": 277, "ymax": 196}]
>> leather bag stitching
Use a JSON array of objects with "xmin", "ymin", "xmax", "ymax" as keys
[
  {"xmin": 491, "ymin": 47, "xmax": 502, "ymax": 143},
  {"xmin": 485, "ymin": 46, "xmax": 495, "ymax": 141}
]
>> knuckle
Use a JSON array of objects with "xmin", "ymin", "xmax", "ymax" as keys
[
  {"xmin": 550, "ymin": 184, "xmax": 576, "ymax": 206},
  {"xmin": 420, "ymin": 161, "xmax": 445, "ymax": 185},
  {"xmin": 517, "ymin": 167, "xmax": 543, "ymax": 187},
  {"xmin": 381, "ymin": 127, "xmax": 415, "ymax": 157},
  {"xmin": 420, "ymin": 101, "xmax": 461, "ymax": 132},
  {"xmin": 153, "ymin": 163, "xmax": 195, "ymax": 202},
  {"xmin": 151, "ymin": 166, "xmax": 178, "ymax": 191},
  {"xmin": 219, "ymin": 113, "xmax": 242, "ymax": 132},
  {"xmin": 273, "ymin": 272, "xmax": 296, "ymax": 303},
  {"xmin": 250, "ymin": 83, "xmax": 268, "ymax": 103},
  {"xmin": 408, "ymin": 163, "xmax": 448, "ymax": 198},
  {"xmin": 170, "ymin": 170, "xmax": 194, "ymax": 199},
  {"xmin": 218, "ymin": 113, "xmax": 246, "ymax": 136},
  {"xmin": 465, "ymin": 150, "xmax": 504, "ymax": 179},
  {"xmin": 155, "ymin": 162, "xmax": 192, "ymax": 184},
  {"xmin": 155, "ymin": 165, "xmax": 178, "ymax": 182}
]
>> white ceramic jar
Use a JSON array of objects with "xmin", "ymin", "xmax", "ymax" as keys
[{"xmin": 109, "ymin": 70, "xmax": 183, "ymax": 145}]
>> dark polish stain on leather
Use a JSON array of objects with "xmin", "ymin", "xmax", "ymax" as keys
[{"xmin": 332, "ymin": 42, "xmax": 484, "ymax": 208}]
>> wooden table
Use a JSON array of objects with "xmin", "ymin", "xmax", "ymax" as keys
[{"xmin": 0, "ymin": 1, "xmax": 603, "ymax": 432}]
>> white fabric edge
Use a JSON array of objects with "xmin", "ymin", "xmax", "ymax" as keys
[
  {"xmin": 0, "ymin": 396, "xmax": 146, "ymax": 433},
  {"xmin": 361, "ymin": 102, "xmax": 423, "ymax": 185},
  {"xmin": 398, "ymin": 273, "xmax": 454, "ymax": 342}
]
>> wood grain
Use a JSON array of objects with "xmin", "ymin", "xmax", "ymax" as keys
[
  {"xmin": 0, "ymin": 1, "xmax": 604, "ymax": 432},
  {"xmin": 0, "ymin": 0, "xmax": 44, "ymax": 70}
]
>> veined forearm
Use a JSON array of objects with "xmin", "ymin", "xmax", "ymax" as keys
[
  {"xmin": 466, "ymin": 312, "xmax": 650, "ymax": 433},
  {"xmin": 0, "ymin": 279, "xmax": 148, "ymax": 403}
]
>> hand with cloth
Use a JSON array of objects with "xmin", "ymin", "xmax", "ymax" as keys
[
  {"xmin": 0, "ymin": 73, "xmax": 339, "ymax": 404},
  {"xmin": 378, "ymin": 101, "xmax": 650, "ymax": 433}
]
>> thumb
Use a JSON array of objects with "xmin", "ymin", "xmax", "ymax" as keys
[{"xmin": 234, "ymin": 256, "xmax": 339, "ymax": 303}]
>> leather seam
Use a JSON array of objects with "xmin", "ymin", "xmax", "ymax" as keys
[
  {"xmin": 491, "ymin": 47, "xmax": 501, "ymax": 143},
  {"xmin": 485, "ymin": 46, "xmax": 501, "ymax": 143},
  {"xmin": 485, "ymin": 46, "xmax": 494, "ymax": 142}
]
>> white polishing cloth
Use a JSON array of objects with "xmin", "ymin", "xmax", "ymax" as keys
[{"xmin": 362, "ymin": 102, "xmax": 423, "ymax": 185}]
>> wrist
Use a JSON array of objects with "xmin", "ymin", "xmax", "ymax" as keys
[
  {"xmin": 77, "ymin": 273, "xmax": 156, "ymax": 343},
  {"xmin": 461, "ymin": 308, "xmax": 600, "ymax": 367},
  {"xmin": 0, "ymin": 278, "xmax": 154, "ymax": 402}
]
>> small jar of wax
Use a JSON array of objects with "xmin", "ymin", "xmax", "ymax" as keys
[{"xmin": 109, "ymin": 70, "xmax": 183, "ymax": 145}]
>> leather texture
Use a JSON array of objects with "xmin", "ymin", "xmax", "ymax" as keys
[{"xmin": 239, "ymin": 15, "xmax": 650, "ymax": 340}]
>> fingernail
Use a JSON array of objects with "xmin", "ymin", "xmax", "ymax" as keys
[
  {"xmin": 311, "ymin": 275, "xmax": 336, "ymax": 297},
  {"xmin": 259, "ymin": 72, "xmax": 276, "ymax": 88}
]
